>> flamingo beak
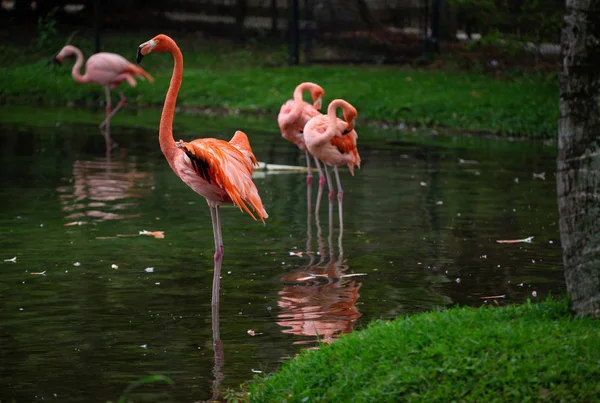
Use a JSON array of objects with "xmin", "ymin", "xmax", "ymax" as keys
[
  {"xmin": 52, "ymin": 55, "xmax": 62, "ymax": 65},
  {"xmin": 136, "ymin": 46, "xmax": 144, "ymax": 64}
]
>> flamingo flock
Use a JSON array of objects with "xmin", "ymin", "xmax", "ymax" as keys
[{"xmin": 53, "ymin": 33, "xmax": 360, "ymax": 309}]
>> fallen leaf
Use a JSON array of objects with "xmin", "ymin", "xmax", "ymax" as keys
[
  {"xmin": 496, "ymin": 236, "xmax": 534, "ymax": 244},
  {"xmin": 64, "ymin": 221, "xmax": 87, "ymax": 227},
  {"xmin": 139, "ymin": 230, "xmax": 165, "ymax": 239},
  {"xmin": 532, "ymin": 172, "xmax": 546, "ymax": 180},
  {"xmin": 4, "ymin": 257, "xmax": 17, "ymax": 263}
]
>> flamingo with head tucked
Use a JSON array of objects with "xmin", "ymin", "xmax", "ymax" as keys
[
  {"xmin": 136, "ymin": 34, "xmax": 268, "ymax": 309},
  {"xmin": 53, "ymin": 45, "xmax": 154, "ymax": 145},
  {"xmin": 303, "ymin": 99, "xmax": 360, "ymax": 231}
]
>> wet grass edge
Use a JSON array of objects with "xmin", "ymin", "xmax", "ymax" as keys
[{"xmin": 229, "ymin": 297, "xmax": 600, "ymax": 402}]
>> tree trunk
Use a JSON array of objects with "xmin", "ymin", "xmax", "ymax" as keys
[{"xmin": 557, "ymin": 0, "xmax": 600, "ymax": 317}]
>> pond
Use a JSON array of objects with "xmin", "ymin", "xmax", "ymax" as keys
[{"xmin": 0, "ymin": 107, "xmax": 563, "ymax": 402}]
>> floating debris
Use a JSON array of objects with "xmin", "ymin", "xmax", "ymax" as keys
[
  {"xmin": 247, "ymin": 330, "xmax": 263, "ymax": 336},
  {"xmin": 31, "ymin": 271, "xmax": 46, "ymax": 276},
  {"xmin": 532, "ymin": 172, "xmax": 546, "ymax": 180},
  {"xmin": 111, "ymin": 264, "xmax": 119, "ymax": 269},
  {"xmin": 251, "ymin": 369, "xmax": 262, "ymax": 374},
  {"xmin": 419, "ymin": 181, "xmax": 427, "ymax": 187},
  {"xmin": 458, "ymin": 158, "xmax": 479, "ymax": 164},
  {"xmin": 140, "ymin": 344, "xmax": 147, "ymax": 349},
  {"xmin": 64, "ymin": 221, "xmax": 87, "ymax": 227},
  {"xmin": 4, "ymin": 257, "xmax": 17, "ymax": 263},
  {"xmin": 145, "ymin": 267, "xmax": 154, "ymax": 273},
  {"xmin": 514, "ymin": 177, "xmax": 519, "ymax": 184},
  {"xmin": 289, "ymin": 251, "xmax": 303, "ymax": 257},
  {"xmin": 73, "ymin": 262, "xmax": 81, "ymax": 267},
  {"xmin": 497, "ymin": 236, "xmax": 533, "ymax": 244},
  {"xmin": 480, "ymin": 295, "xmax": 506, "ymax": 299},
  {"xmin": 139, "ymin": 230, "xmax": 165, "ymax": 239},
  {"xmin": 532, "ymin": 290, "xmax": 537, "ymax": 297},
  {"xmin": 340, "ymin": 273, "xmax": 367, "ymax": 278},
  {"xmin": 435, "ymin": 201, "xmax": 444, "ymax": 205}
]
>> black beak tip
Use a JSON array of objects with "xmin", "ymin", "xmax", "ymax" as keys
[
  {"xmin": 52, "ymin": 56, "xmax": 62, "ymax": 65},
  {"xmin": 136, "ymin": 47, "xmax": 144, "ymax": 64}
]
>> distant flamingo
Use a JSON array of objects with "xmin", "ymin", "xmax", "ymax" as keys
[
  {"xmin": 278, "ymin": 82, "xmax": 326, "ymax": 183},
  {"xmin": 303, "ymin": 99, "xmax": 360, "ymax": 231},
  {"xmin": 136, "ymin": 34, "xmax": 268, "ymax": 308},
  {"xmin": 53, "ymin": 45, "xmax": 154, "ymax": 143}
]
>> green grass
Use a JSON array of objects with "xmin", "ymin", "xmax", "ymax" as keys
[
  {"xmin": 238, "ymin": 298, "xmax": 600, "ymax": 402},
  {"xmin": 0, "ymin": 32, "xmax": 559, "ymax": 138}
]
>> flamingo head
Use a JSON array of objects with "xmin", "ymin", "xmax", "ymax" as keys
[
  {"xmin": 53, "ymin": 45, "xmax": 77, "ymax": 65},
  {"xmin": 312, "ymin": 89, "xmax": 325, "ymax": 110},
  {"xmin": 137, "ymin": 34, "xmax": 171, "ymax": 63},
  {"xmin": 342, "ymin": 104, "xmax": 358, "ymax": 134}
]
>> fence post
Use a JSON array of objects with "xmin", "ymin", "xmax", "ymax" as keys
[
  {"xmin": 431, "ymin": 0, "xmax": 441, "ymax": 52},
  {"xmin": 93, "ymin": 0, "xmax": 101, "ymax": 53},
  {"xmin": 289, "ymin": 0, "xmax": 300, "ymax": 65},
  {"xmin": 303, "ymin": 0, "xmax": 313, "ymax": 64},
  {"xmin": 271, "ymin": 0, "xmax": 278, "ymax": 37}
]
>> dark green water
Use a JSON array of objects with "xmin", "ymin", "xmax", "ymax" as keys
[{"xmin": 0, "ymin": 111, "xmax": 563, "ymax": 402}]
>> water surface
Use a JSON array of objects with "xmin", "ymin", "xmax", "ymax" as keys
[{"xmin": 0, "ymin": 110, "xmax": 563, "ymax": 402}]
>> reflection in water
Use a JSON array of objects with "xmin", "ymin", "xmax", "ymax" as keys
[
  {"xmin": 210, "ymin": 294, "xmax": 225, "ymax": 402},
  {"xmin": 277, "ymin": 191, "xmax": 363, "ymax": 345},
  {"xmin": 56, "ymin": 151, "xmax": 153, "ymax": 222}
]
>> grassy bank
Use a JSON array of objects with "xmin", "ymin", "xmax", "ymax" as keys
[
  {"xmin": 237, "ymin": 298, "xmax": 599, "ymax": 402},
  {"xmin": 0, "ymin": 32, "xmax": 558, "ymax": 138}
]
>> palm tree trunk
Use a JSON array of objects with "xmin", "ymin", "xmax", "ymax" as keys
[{"xmin": 557, "ymin": 0, "xmax": 600, "ymax": 317}]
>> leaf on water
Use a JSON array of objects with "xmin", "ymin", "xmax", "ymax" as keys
[
  {"xmin": 458, "ymin": 158, "xmax": 479, "ymax": 164},
  {"xmin": 497, "ymin": 236, "xmax": 533, "ymax": 244},
  {"xmin": 4, "ymin": 257, "xmax": 17, "ymax": 263},
  {"xmin": 64, "ymin": 221, "xmax": 87, "ymax": 227},
  {"xmin": 31, "ymin": 271, "xmax": 46, "ymax": 276},
  {"xmin": 139, "ymin": 230, "xmax": 165, "ymax": 239},
  {"xmin": 340, "ymin": 273, "xmax": 367, "ymax": 278},
  {"xmin": 532, "ymin": 172, "xmax": 546, "ymax": 180},
  {"xmin": 480, "ymin": 295, "xmax": 506, "ymax": 299}
]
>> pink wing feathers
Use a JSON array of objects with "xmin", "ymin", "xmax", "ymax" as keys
[
  {"xmin": 175, "ymin": 132, "xmax": 268, "ymax": 222},
  {"xmin": 85, "ymin": 53, "xmax": 154, "ymax": 86}
]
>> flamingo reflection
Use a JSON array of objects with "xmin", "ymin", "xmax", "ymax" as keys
[
  {"xmin": 56, "ymin": 150, "xmax": 153, "ymax": 223},
  {"xmin": 277, "ymin": 195, "xmax": 362, "ymax": 345}
]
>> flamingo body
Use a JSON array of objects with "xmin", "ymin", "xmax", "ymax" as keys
[
  {"xmin": 174, "ymin": 131, "xmax": 267, "ymax": 221},
  {"xmin": 304, "ymin": 115, "xmax": 360, "ymax": 174},
  {"xmin": 278, "ymin": 98, "xmax": 320, "ymax": 150}
]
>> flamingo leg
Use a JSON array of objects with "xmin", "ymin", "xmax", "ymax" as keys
[
  {"xmin": 210, "ymin": 205, "xmax": 224, "ymax": 309},
  {"xmin": 314, "ymin": 156, "xmax": 325, "ymax": 216},
  {"xmin": 100, "ymin": 86, "xmax": 112, "ymax": 153},
  {"xmin": 333, "ymin": 166, "xmax": 344, "ymax": 232},
  {"xmin": 305, "ymin": 150, "xmax": 313, "ymax": 185},
  {"xmin": 211, "ymin": 278, "xmax": 224, "ymax": 402},
  {"xmin": 100, "ymin": 90, "xmax": 127, "ymax": 130},
  {"xmin": 324, "ymin": 165, "xmax": 334, "ymax": 237}
]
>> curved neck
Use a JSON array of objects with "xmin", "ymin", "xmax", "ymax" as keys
[
  {"xmin": 159, "ymin": 39, "xmax": 183, "ymax": 161},
  {"xmin": 67, "ymin": 46, "xmax": 87, "ymax": 83}
]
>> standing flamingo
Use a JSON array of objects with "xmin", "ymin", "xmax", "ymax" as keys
[
  {"xmin": 303, "ymin": 99, "xmax": 360, "ymax": 231},
  {"xmin": 136, "ymin": 34, "xmax": 268, "ymax": 308},
  {"xmin": 53, "ymin": 45, "xmax": 154, "ymax": 145},
  {"xmin": 278, "ymin": 82, "xmax": 327, "ymax": 214}
]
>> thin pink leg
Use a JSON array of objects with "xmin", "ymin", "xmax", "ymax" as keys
[
  {"xmin": 210, "ymin": 205, "xmax": 224, "ymax": 310},
  {"xmin": 324, "ymin": 165, "xmax": 334, "ymax": 238},
  {"xmin": 314, "ymin": 156, "xmax": 325, "ymax": 217},
  {"xmin": 101, "ymin": 86, "xmax": 112, "ymax": 154},
  {"xmin": 305, "ymin": 151, "xmax": 313, "ymax": 185},
  {"xmin": 100, "ymin": 90, "xmax": 127, "ymax": 129},
  {"xmin": 334, "ymin": 166, "xmax": 344, "ymax": 232},
  {"xmin": 211, "ymin": 275, "xmax": 224, "ymax": 402}
]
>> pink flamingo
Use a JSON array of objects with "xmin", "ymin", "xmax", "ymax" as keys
[
  {"xmin": 53, "ymin": 45, "xmax": 154, "ymax": 140},
  {"xmin": 303, "ymin": 99, "xmax": 360, "ymax": 231},
  {"xmin": 136, "ymin": 34, "xmax": 268, "ymax": 309},
  {"xmin": 278, "ymin": 82, "xmax": 327, "ymax": 214}
]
